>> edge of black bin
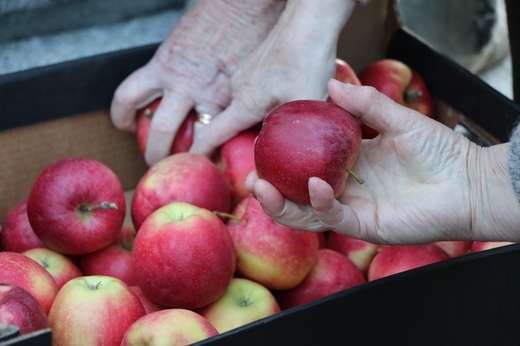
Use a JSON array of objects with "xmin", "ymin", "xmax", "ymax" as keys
[
  {"xmin": 194, "ymin": 243, "xmax": 520, "ymax": 346},
  {"xmin": 386, "ymin": 27, "xmax": 520, "ymax": 143},
  {"xmin": 0, "ymin": 43, "xmax": 160, "ymax": 132}
]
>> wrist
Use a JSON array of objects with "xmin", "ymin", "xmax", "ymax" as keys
[{"xmin": 469, "ymin": 143, "xmax": 520, "ymax": 241}]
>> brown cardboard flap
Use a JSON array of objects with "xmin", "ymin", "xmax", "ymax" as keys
[
  {"xmin": 337, "ymin": 0, "xmax": 398, "ymax": 71},
  {"xmin": 0, "ymin": 110, "xmax": 147, "ymax": 222}
]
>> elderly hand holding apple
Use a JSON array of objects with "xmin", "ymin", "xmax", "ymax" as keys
[{"xmin": 246, "ymin": 79, "xmax": 520, "ymax": 245}]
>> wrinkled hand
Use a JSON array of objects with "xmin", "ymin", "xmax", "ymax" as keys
[
  {"xmin": 110, "ymin": 0, "xmax": 285, "ymax": 165},
  {"xmin": 246, "ymin": 79, "xmax": 517, "ymax": 245}
]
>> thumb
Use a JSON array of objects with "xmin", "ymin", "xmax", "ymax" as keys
[
  {"xmin": 327, "ymin": 79, "xmax": 426, "ymax": 137},
  {"xmin": 309, "ymin": 177, "xmax": 361, "ymax": 237}
]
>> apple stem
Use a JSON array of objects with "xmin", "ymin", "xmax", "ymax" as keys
[
  {"xmin": 40, "ymin": 257, "xmax": 50, "ymax": 269},
  {"xmin": 404, "ymin": 89, "xmax": 422, "ymax": 103},
  {"xmin": 79, "ymin": 201, "xmax": 119, "ymax": 212},
  {"xmin": 346, "ymin": 168, "xmax": 365, "ymax": 184},
  {"xmin": 213, "ymin": 211, "xmax": 241, "ymax": 222},
  {"xmin": 86, "ymin": 281, "xmax": 103, "ymax": 290}
]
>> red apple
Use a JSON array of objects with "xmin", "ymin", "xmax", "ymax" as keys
[
  {"xmin": 121, "ymin": 309, "xmax": 218, "ymax": 345},
  {"xmin": 217, "ymin": 129, "xmax": 259, "ymax": 207},
  {"xmin": 132, "ymin": 202, "xmax": 236, "ymax": 309},
  {"xmin": 274, "ymin": 249, "xmax": 366, "ymax": 310},
  {"xmin": 131, "ymin": 152, "xmax": 231, "ymax": 231},
  {"xmin": 334, "ymin": 58, "xmax": 362, "ymax": 85},
  {"xmin": 317, "ymin": 231, "xmax": 328, "ymax": 249},
  {"xmin": 470, "ymin": 241, "xmax": 516, "ymax": 253},
  {"xmin": 26, "ymin": 157, "xmax": 126, "ymax": 255},
  {"xmin": 48, "ymin": 275, "xmax": 146, "ymax": 346},
  {"xmin": 254, "ymin": 100, "xmax": 362, "ymax": 205},
  {"xmin": 136, "ymin": 97, "xmax": 197, "ymax": 156},
  {"xmin": 0, "ymin": 251, "xmax": 59, "ymax": 314},
  {"xmin": 433, "ymin": 240, "xmax": 472, "ymax": 258},
  {"xmin": 327, "ymin": 58, "xmax": 362, "ymax": 104},
  {"xmin": 115, "ymin": 222, "xmax": 136, "ymax": 251},
  {"xmin": 0, "ymin": 283, "xmax": 50, "ymax": 336},
  {"xmin": 0, "ymin": 199, "xmax": 46, "ymax": 252},
  {"xmin": 327, "ymin": 232, "xmax": 380, "ymax": 275},
  {"xmin": 227, "ymin": 196, "xmax": 319, "ymax": 290},
  {"xmin": 196, "ymin": 277, "xmax": 281, "ymax": 333},
  {"xmin": 78, "ymin": 243, "xmax": 136, "ymax": 286},
  {"xmin": 22, "ymin": 247, "xmax": 83, "ymax": 289},
  {"xmin": 130, "ymin": 285, "xmax": 165, "ymax": 314},
  {"xmin": 367, "ymin": 244, "xmax": 449, "ymax": 281},
  {"xmin": 357, "ymin": 58, "xmax": 434, "ymax": 139}
]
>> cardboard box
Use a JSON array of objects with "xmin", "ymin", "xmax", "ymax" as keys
[{"xmin": 1, "ymin": 24, "xmax": 520, "ymax": 345}]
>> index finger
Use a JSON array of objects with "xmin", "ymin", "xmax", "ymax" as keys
[{"xmin": 110, "ymin": 66, "xmax": 163, "ymax": 132}]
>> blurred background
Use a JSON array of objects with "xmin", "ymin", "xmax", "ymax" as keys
[{"xmin": 0, "ymin": 0, "xmax": 512, "ymax": 99}]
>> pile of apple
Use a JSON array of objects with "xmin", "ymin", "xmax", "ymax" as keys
[{"xmin": 0, "ymin": 58, "xmax": 515, "ymax": 345}]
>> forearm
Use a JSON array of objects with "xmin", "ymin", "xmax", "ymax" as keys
[{"xmin": 469, "ymin": 142, "xmax": 520, "ymax": 241}]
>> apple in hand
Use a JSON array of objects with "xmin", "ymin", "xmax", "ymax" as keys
[
  {"xmin": 0, "ymin": 284, "xmax": 50, "ymax": 336},
  {"xmin": 78, "ymin": 243, "xmax": 136, "ymax": 286},
  {"xmin": 197, "ymin": 278, "xmax": 281, "ymax": 333},
  {"xmin": 131, "ymin": 152, "xmax": 231, "ymax": 230},
  {"xmin": 217, "ymin": 129, "xmax": 259, "ymax": 207},
  {"xmin": 368, "ymin": 244, "xmax": 449, "ymax": 281},
  {"xmin": 357, "ymin": 58, "xmax": 434, "ymax": 139},
  {"xmin": 227, "ymin": 196, "xmax": 319, "ymax": 290},
  {"xmin": 22, "ymin": 247, "xmax": 83, "ymax": 289},
  {"xmin": 136, "ymin": 97, "xmax": 197, "ymax": 157},
  {"xmin": 254, "ymin": 100, "xmax": 362, "ymax": 205},
  {"xmin": 132, "ymin": 202, "xmax": 236, "ymax": 309},
  {"xmin": 48, "ymin": 275, "xmax": 146, "ymax": 346},
  {"xmin": 327, "ymin": 232, "xmax": 380, "ymax": 275},
  {"xmin": 121, "ymin": 309, "xmax": 218, "ymax": 346},
  {"xmin": 274, "ymin": 249, "xmax": 365, "ymax": 310},
  {"xmin": 26, "ymin": 157, "xmax": 126, "ymax": 255},
  {"xmin": 0, "ymin": 199, "xmax": 46, "ymax": 252},
  {"xmin": 0, "ymin": 251, "xmax": 59, "ymax": 314}
]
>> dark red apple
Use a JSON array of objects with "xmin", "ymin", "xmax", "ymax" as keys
[
  {"xmin": 78, "ymin": 243, "xmax": 136, "ymax": 286},
  {"xmin": 0, "ymin": 283, "xmax": 50, "ymax": 335},
  {"xmin": 217, "ymin": 129, "xmax": 259, "ymax": 207},
  {"xmin": 254, "ymin": 100, "xmax": 362, "ymax": 205},
  {"xmin": 0, "ymin": 251, "xmax": 59, "ymax": 314},
  {"xmin": 26, "ymin": 157, "xmax": 126, "ymax": 255},
  {"xmin": 136, "ymin": 97, "xmax": 196, "ymax": 156},
  {"xmin": 357, "ymin": 59, "xmax": 434, "ymax": 139},
  {"xmin": 274, "ymin": 249, "xmax": 366, "ymax": 310},
  {"xmin": 367, "ymin": 244, "xmax": 449, "ymax": 281},
  {"xmin": 0, "ymin": 199, "xmax": 46, "ymax": 252}
]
